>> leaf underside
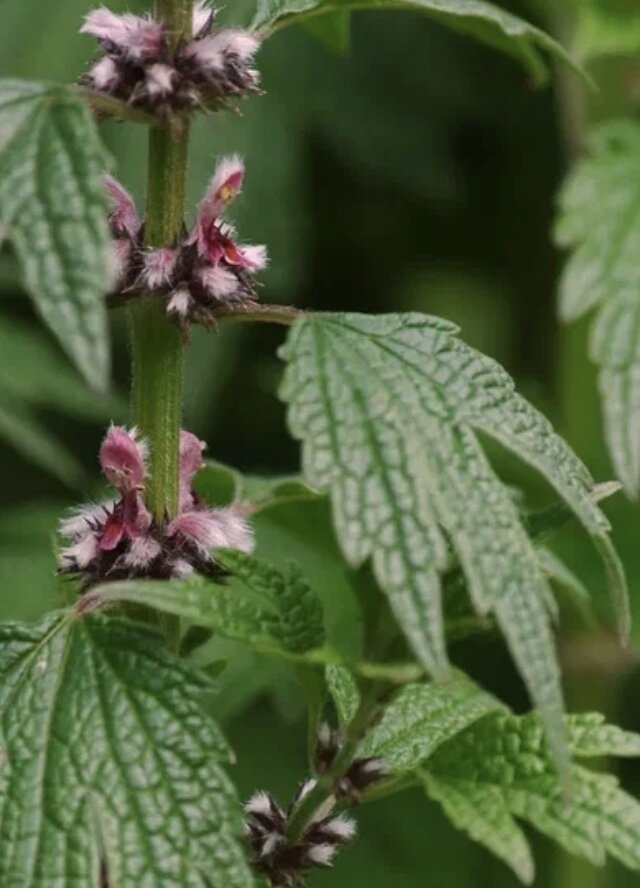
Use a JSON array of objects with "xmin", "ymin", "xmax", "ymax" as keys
[
  {"xmin": 556, "ymin": 121, "xmax": 640, "ymax": 498},
  {"xmin": 252, "ymin": 0, "xmax": 586, "ymax": 85},
  {"xmin": 279, "ymin": 312, "xmax": 628, "ymax": 771},
  {"xmin": 0, "ymin": 612, "xmax": 252, "ymax": 888},
  {"xmin": 0, "ymin": 80, "xmax": 111, "ymax": 391}
]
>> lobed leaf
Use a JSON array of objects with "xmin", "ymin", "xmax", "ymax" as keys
[
  {"xmin": 423, "ymin": 711, "xmax": 640, "ymax": 883},
  {"xmin": 279, "ymin": 312, "xmax": 626, "ymax": 769},
  {"xmin": 359, "ymin": 673, "xmax": 502, "ymax": 770},
  {"xmin": 555, "ymin": 120, "xmax": 640, "ymax": 497},
  {"xmin": 0, "ymin": 612, "xmax": 252, "ymax": 888},
  {"xmin": 0, "ymin": 80, "xmax": 111, "ymax": 391},
  {"xmin": 252, "ymin": 0, "xmax": 586, "ymax": 85}
]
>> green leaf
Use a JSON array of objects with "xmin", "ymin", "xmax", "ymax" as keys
[
  {"xmin": 360, "ymin": 673, "xmax": 502, "ymax": 770},
  {"xmin": 0, "ymin": 80, "xmax": 111, "ymax": 390},
  {"xmin": 0, "ymin": 392, "xmax": 83, "ymax": 486},
  {"xmin": 574, "ymin": 0, "xmax": 640, "ymax": 62},
  {"xmin": 325, "ymin": 663, "xmax": 360, "ymax": 724},
  {"xmin": 423, "ymin": 774, "xmax": 534, "ymax": 884},
  {"xmin": 555, "ymin": 121, "xmax": 640, "ymax": 497},
  {"xmin": 252, "ymin": 495, "xmax": 365, "ymax": 661},
  {"xmin": 279, "ymin": 312, "xmax": 626, "ymax": 769},
  {"xmin": 252, "ymin": 0, "xmax": 586, "ymax": 85},
  {"xmin": 194, "ymin": 460, "xmax": 320, "ymax": 511},
  {"xmin": 423, "ymin": 711, "xmax": 640, "ymax": 883},
  {"xmin": 0, "ymin": 612, "xmax": 252, "ymax": 887},
  {"xmin": 90, "ymin": 550, "xmax": 325, "ymax": 657},
  {"xmin": 303, "ymin": 10, "xmax": 351, "ymax": 52}
]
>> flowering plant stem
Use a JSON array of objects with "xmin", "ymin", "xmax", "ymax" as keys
[{"xmin": 131, "ymin": 0, "xmax": 193, "ymax": 523}]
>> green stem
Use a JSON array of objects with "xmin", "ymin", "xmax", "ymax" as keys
[{"xmin": 130, "ymin": 0, "xmax": 193, "ymax": 523}]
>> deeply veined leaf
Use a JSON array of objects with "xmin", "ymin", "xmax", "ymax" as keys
[
  {"xmin": 0, "ymin": 80, "xmax": 111, "ymax": 390},
  {"xmin": 424, "ymin": 712, "xmax": 640, "ymax": 883},
  {"xmin": 555, "ymin": 121, "xmax": 640, "ymax": 497},
  {"xmin": 89, "ymin": 550, "xmax": 325, "ymax": 657},
  {"xmin": 359, "ymin": 674, "xmax": 502, "ymax": 770},
  {"xmin": 0, "ymin": 612, "xmax": 252, "ymax": 888},
  {"xmin": 326, "ymin": 663, "xmax": 360, "ymax": 725},
  {"xmin": 279, "ymin": 312, "xmax": 626, "ymax": 769},
  {"xmin": 252, "ymin": 0, "xmax": 587, "ymax": 85}
]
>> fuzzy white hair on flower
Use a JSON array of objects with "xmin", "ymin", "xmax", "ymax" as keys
[
  {"xmin": 167, "ymin": 288, "xmax": 192, "ymax": 319},
  {"xmin": 90, "ymin": 56, "xmax": 120, "ymax": 90},
  {"xmin": 192, "ymin": 0, "xmax": 215, "ymax": 37},
  {"xmin": 261, "ymin": 831, "xmax": 286, "ymax": 858},
  {"xmin": 145, "ymin": 63, "xmax": 177, "ymax": 97},
  {"xmin": 143, "ymin": 248, "xmax": 179, "ymax": 289},
  {"xmin": 59, "ymin": 535, "xmax": 100, "ymax": 570},
  {"xmin": 187, "ymin": 29, "xmax": 260, "ymax": 68},
  {"xmin": 81, "ymin": 8, "xmax": 165, "ymax": 60},
  {"xmin": 322, "ymin": 814, "xmax": 357, "ymax": 842},
  {"xmin": 238, "ymin": 243, "xmax": 268, "ymax": 271},
  {"xmin": 245, "ymin": 791, "xmax": 274, "ymax": 817},
  {"xmin": 60, "ymin": 503, "xmax": 112, "ymax": 539},
  {"xmin": 307, "ymin": 844, "xmax": 338, "ymax": 867},
  {"xmin": 198, "ymin": 265, "xmax": 241, "ymax": 299}
]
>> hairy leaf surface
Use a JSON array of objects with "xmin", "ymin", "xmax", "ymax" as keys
[
  {"xmin": 252, "ymin": 0, "xmax": 585, "ymax": 84},
  {"xmin": 423, "ymin": 712, "xmax": 640, "ymax": 883},
  {"xmin": 360, "ymin": 675, "xmax": 501, "ymax": 769},
  {"xmin": 0, "ymin": 612, "xmax": 252, "ymax": 888},
  {"xmin": 0, "ymin": 80, "xmax": 111, "ymax": 390},
  {"xmin": 280, "ymin": 312, "xmax": 626, "ymax": 768}
]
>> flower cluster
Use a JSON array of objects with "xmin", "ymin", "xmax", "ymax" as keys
[
  {"xmin": 81, "ymin": 3, "xmax": 260, "ymax": 117},
  {"xmin": 244, "ymin": 782, "xmax": 357, "ymax": 887},
  {"xmin": 106, "ymin": 155, "xmax": 267, "ymax": 329},
  {"xmin": 243, "ymin": 725, "xmax": 387, "ymax": 885},
  {"xmin": 58, "ymin": 425, "xmax": 253, "ymax": 587}
]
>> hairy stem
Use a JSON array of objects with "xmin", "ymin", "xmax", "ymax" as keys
[{"xmin": 130, "ymin": 0, "xmax": 192, "ymax": 523}]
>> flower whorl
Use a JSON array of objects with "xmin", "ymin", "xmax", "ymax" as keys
[{"xmin": 81, "ymin": 2, "xmax": 260, "ymax": 117}]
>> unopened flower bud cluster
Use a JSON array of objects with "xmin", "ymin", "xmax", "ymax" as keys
[
  {"xmin": 81, "ymin": 2, "xmax": 260, "ymax": 117},
  {"xmin": 243, "ymin": 724, "xmax": 387, "ymax": 886}
]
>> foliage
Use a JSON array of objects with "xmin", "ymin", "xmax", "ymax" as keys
[{"xmin": 0, "ymin": 0, "xmax": 637, "ymax": 886}]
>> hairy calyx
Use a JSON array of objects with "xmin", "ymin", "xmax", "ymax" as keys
[{"xmin": 58, "ymin": 425, "xmax": 253, "ymax": 586}]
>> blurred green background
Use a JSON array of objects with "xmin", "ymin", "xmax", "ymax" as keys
[{"xmin": 1, "ymin": 0, "xmax": 640, "ymax": 885}]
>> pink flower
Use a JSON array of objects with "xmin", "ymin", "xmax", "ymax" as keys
[
  {"xmin": 184, "ymin": 29, "xmax": 259, "ymax": 70},
  {"xmin": 193, "ymin": 0, "xmax": 216, "ymax": 38},
  {"xmin": 142, "ymin": 248, "xmax": 179, "ymax": 289},
  {"xmin": 81, "ymin": 8, "xmax": 166, "ymax": 60},
  {"xmin": 104, "ymin": 175, "xmax": 140, "ymax": 240},
  {"xmin": 99, "ymin": 425, "xmax": 147, "ymax": 493},
  {"xmin": 179, "ymin": 430, "xmax": 206, "ymax": 510},
  {"xmin": 192, "ymin": 155, "xmax": 245, "ymax": 247},
  {"xmin": 168, "ymin": 507, "xmax": 254, "ymax": 554}
]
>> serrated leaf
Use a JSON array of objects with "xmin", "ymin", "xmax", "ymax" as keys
[
  {"xmin": 424, "ymin": 774, "xmax": 534, "ymax": 884},
  {"xmin": 0, "ymin": 80, "xmax": 111, "ymax": 390},
  {"xmin": 423, "ymin": 711, "xmax": 640, "ymax": 883},
  {"xmin": 325, "ymin": 664, "xmax": 360, "ymax": 724},
  {"xmin": 0, "ymin": 611, "xmax": 252, "ymax": 888},
  {"xmin": 359, "ymin": 673, "xmax": 502, "ymax": 770},
  {"xmin": 252, "ymin": 0, "xmax": 587, "ymax": 85},
  {"xmin": 555, "ymin": 120, "xmax": 640, "ymax": 497},
  {"xmin": 279, "ymin": 312, "xmax": 626, "ymax": 769},
  {"xmin": 90, "ymin": 550, "xmax": 325, "ymax": 657}
]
